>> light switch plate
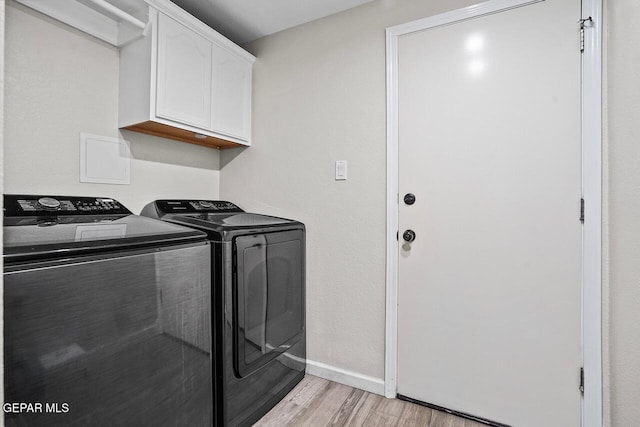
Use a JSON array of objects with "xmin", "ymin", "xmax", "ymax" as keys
[
  {"xmin": 335, "ymin": 160, "xmax": 348, "ymax": 180},
  {"xmin": 80, "ymin": 133, "xmax": 131, "ymax": 185}
]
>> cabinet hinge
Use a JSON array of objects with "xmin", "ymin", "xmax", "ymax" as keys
[
  {"xmin": 580, "ymin": 198, "xmax": 585, "ymax": 224},
  {"xmin": 580, "ymin": 367, "xmax": 585, "ymax": 395},
  {"xmin": 579, "ymin": 17, "xmax": 593, "ymax": 53}
]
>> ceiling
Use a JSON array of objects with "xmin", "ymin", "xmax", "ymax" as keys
[{"xmin": 169, "ymin": 0, "xmax": 375, "ymax": 45}]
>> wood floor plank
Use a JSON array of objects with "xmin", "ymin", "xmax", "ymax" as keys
[
  {"xmin": 355, "ymin": 393, "xmax": 397, "ymax": 426},
  {"xmin": 287, "ymin": 375, "xmax": 332, "ymax": 408},
  {"xmin": 463, "ymin": 419, "xmax": 493, "ymax": 427},
  {"xmin": 341, "ymin": 390, "xmax": 387, "ymax": 426},
  {"xmin": 254, "ymin": 375, "xmax": 491, "ymax": 427},
  {"xmin": 367, "ymin": 397, "xmax": 415, "ymax": 426},
  {"xmin": 253, "ymin": 399, "xmax": 303, "ymax": 427},
  {"xmin": 327, "ymin": 387, "xmax": 365, "ymax": 426},
  {"xmin": 289, "ymin": 381, "xmax": 357, "ymax": 426},
  {"xmin": 253, "ymin": 377, "xmax": 325, "ymax": 426},
  {"xmin": 428, "ymin": 409, "xmax": 467, "ymax": 427},
  {"xmin": 398, "ymin": 402, "xmax": 433, "ymax": 426}
]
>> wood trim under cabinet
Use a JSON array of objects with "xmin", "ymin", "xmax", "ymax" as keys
[{"xmin": 124, "ymin": 121, "xmax": 245, "ymax": 149}]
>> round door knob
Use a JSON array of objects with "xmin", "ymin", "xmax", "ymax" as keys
[
  {"xmin": 402, "ymin": 229, "xmax": 416, "ymax": 242},
  {"xmin": 404, "ymin": 193, "xmax": 416, "ymax": 205}
]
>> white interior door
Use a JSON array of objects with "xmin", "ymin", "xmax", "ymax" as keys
[{"xmin": 396, "ymin": 1, "xmax": 582, "ymax": 426}]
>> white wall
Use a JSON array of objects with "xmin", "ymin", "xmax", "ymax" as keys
[
  {"xmin": 0, "ymin": 0, "xmax": 5, "ymax": 423},
  {"xmin": 4, "ymin": 1, "xmax": 221, "ymax": 214},
  {"xmin": 220, "ymin": 0, "xmax": 476, "ymax": 382},
  {"xmin": 606, "ymin": 0, "xmax": 640, "ymax": 425}
]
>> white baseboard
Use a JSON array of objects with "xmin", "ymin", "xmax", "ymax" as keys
[{"xmin": 306, "ymin": 359, "xmax": 386, "ymax": 396}]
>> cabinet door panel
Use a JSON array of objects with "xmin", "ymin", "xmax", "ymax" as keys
[
  {"xmin": 211, "ymin": 44, "xmax": 251, "ymax": 141},
  {"xmin": 156, "ymin": 13, "xmax": 212, "ymax": 130}
]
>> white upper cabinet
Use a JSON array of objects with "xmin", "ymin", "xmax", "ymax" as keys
[
  {"xmin": 156, "ymin": 13, "xmax": 213, "ymax": 130},
  {"xmin": 211, "ymin": 43, "xmax": 252, "ymax": 140},
  {"xmin": 119, "ymin": 1, "xmax": 255, "ymax": 149}
]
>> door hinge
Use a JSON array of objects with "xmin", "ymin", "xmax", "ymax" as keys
[
  {"xmin": 580, "ymin": 198, "xmax": 585, "ymax": 224},
  {"xmin": 579, "ymin": 17, "xmax": 593, "ymax": 53},
  {"xmin": 580, "ymin": 367, "xmax": 585, "ymax": 395}
]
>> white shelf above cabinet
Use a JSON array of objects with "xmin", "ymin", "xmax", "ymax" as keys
[
  {"xmin": 18, "ymin": 0, "xmax": 255, "ymax": 149},
  {"xmin": 15, "ymin": 0, "xmax": 149, "ymax": 47}
]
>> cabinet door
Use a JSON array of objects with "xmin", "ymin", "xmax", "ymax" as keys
[
  {"xmin": 211, "ymin": 44, "xmax": 252, "ymax": 141},
  {"xmin": 156, "ymin": 13, "xmax": 212, "ymax": 130}
]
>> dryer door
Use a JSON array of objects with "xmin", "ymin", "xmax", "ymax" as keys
[{"xmin": 233, "ymin": 229, "xmax": 305, "ymax": 377}]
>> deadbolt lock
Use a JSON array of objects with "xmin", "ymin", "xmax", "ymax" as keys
[{"xmin": 403, "ymin": 230, "xmax": 416, "ymax": 242}]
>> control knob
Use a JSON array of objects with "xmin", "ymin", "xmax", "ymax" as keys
[{"xmin": 37, "ymin": 197, "xmax": 61, "ymax": 210}]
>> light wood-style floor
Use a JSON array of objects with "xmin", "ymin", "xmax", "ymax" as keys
[{"xmin": 254, "ymin": 375, "xmax": 489, "ymax": 427}]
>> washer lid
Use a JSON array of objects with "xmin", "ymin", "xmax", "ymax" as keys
[
  {"xmin": 141, "ymin": 199, "xmax": 305, "ymax": 240},
  {"xmin": 160, "ymin": 212, "xmax": 301, "ymax": 232},
  {"xmin": 3, "ymin": 195, "xmax": 207, "ymax": 262},
  {"xmin": 182, "ymin": 212, "xmax": 294, "ymax": 227}
]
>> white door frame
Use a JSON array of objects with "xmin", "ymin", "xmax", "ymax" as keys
[{"xmin": 384, "ymin": 0, "xmax": 603, "ymax": 426}]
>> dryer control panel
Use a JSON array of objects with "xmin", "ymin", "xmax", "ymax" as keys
[
  {"xmin": 154, "ymin": 200, "xmax": 244, "ymax": 214},
  {"xmin": 4, "ymin": 195, "xmax": 131, "ymax": 216}
]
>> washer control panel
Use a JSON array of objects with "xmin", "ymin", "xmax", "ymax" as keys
[
  {"xmin": 155, "ymin": 200, "xmax": 244, "ymax": 214},
  {"xmin": 4, "ymin": 195, "xmax": 131, "ymax": 216}
]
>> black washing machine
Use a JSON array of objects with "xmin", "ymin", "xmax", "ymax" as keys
[
  {"xmin": 3, "ymin": 195, "xmax": 213, "ymax": 426},
  {"xmin": 141, "ymin": 200, "xmax": 306, "ymax": 427}
]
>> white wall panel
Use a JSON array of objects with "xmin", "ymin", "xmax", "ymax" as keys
[{"xmin": 607, "ymin": 1, "xmax": 640, "ymax": 425}]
